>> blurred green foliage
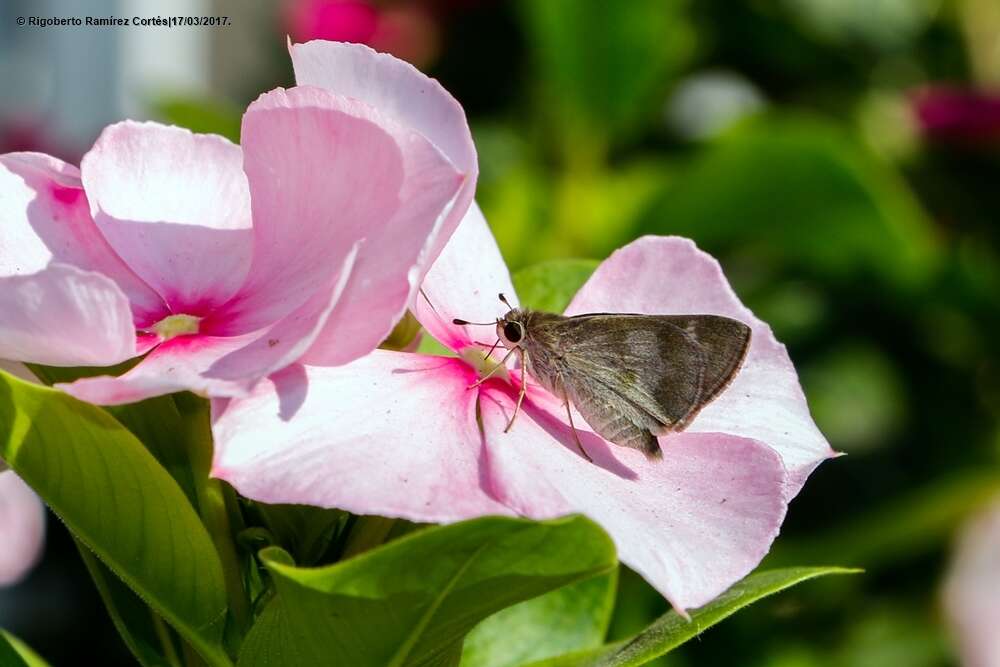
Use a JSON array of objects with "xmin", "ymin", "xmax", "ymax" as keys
[
  {"xmin": 0, "ymin": 630, "xmax": 49, "ymax": 667},
  {"xmin": 141, "ymin": 0, "xmax": 1000, "ymax": 664}
]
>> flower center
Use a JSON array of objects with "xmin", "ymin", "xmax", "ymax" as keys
[
  {"xmin": 460, "ymin": 346, "xmax": 510, "ymax": 384},
  {"xmin": 151, "ymin": 314, "xmax": 201, "ymax": 341}
]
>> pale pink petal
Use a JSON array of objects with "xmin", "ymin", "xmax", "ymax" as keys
[
  {"xmin": 211, "ymin": 351, "xmax": 512, "ymax": 521},
  {"xmin": 565, "ymin": 236, "xmax": 834, "ymax": 497},
  {"xmin": 205, "ymin": 242, "xmax": 360, "ymax": 382},
  {"xmin": 57, "ymin": 334, "xmax": 257, "ymax": 405},
  {"xmin": 0, "ymin": 264, "xmax": 138, "ymax": 367},
  {"xmin": 81, "ymin": 122, "xmax": 253, "ymax": 314},
  {"xmin": 0, "ymin": 472, "xmax": 46, "ymax": 587},
  {"xmin": 0, "ymin": 360, "xmax": 38, "ymax": 384},
  {"xmin": 290, "ymin": 39, "xmax": 477, "ymax": 268},
  {"xmin": 478, "ymin": 386, "xmax": 787, "ymax": 613},
  {"xmin": 413, "ymin": 203, "xmax": 518, "ymax": 352},
  {"xmin": 943, "ymin": 499, "xmax": 1000, "ymax": 667},
  {"xmin": 135, "ymin": 332, "xmax": 161, "ymax": 356},
  {"xmin": 56, "ymin": 244, "xmax": 360, "ymax": 403},
  {"xmin": 0, "ymin": 152, "xmax": 165, "ymax": 326},
  {"xmin": 214, "ymin": 86, "xmax": 463, "ymax": 367}
]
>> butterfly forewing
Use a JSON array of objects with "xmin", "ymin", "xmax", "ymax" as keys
[
  {"xmin": 519, "ymin": 311, "xmax": 751, "ymax": 459},
  {"xmin": 660, "ymin": 314, "xmax": 752, "ymax": 407}
]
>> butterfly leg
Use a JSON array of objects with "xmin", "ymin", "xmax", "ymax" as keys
[
  {"xmin": 504, "ymin": 350, "xmax": 528, "ymax": 433},
  {"xmin": 564, "ymin": 400, "xmax": 593, "ymax": 462},
  {"xmin": 467, "ymin": 346, "xmax": 517, "ymax": 390}
]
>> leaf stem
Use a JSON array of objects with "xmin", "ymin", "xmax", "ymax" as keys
[{"xmin": 340, "ymin": 516, "xmax": 398, "ymax": 559}]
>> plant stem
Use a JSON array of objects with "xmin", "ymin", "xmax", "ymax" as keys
[
  {"xmin": 174, "ymin": 395, "xmax": 252, "ymax": 639},
  {"xmin": 201, "ymin": 477, "xmax": 252, "ymax": 632}
]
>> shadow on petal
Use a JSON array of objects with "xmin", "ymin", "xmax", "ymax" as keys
[
  {"xmin": 478, "ymin": 386, "xmax": 639, "ymax": 481},
  {"xmin": 272, "ymin": 364, "xmax": 309, "ymax": 421}
]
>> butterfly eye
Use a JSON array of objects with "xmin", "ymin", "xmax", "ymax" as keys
[{"xmin": 503, "ymin": 321, "xmax": 524, "ymax": 343}]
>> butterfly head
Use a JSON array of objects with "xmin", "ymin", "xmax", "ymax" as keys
[
  {"xmin": 497, "ymin": 311, "xmax": 526, "ymax": 349},
  {"xmin": 495, "ymin": 293, "xmax": 527, "ymax": 350},
  {"xmin": 451, "ymin": 293, "xmax": 527, "ymax": 351}
]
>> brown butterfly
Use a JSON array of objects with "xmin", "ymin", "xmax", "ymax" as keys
[{"xmin": 455, "ymin": 294, "xmax": 751, "ymax": 461}]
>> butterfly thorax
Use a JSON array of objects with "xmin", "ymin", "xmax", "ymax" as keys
[{"xmin": 497, "ymin": 309, "xmax": 572, "ymax": 399}]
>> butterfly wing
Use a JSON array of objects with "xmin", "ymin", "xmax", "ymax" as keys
[
  {"xmin": 658, "ymin": 314, "xmax": 752, "ymax": 410},
  {"xmin": 523, "ymin": 312, "xmax": 751, "ymax": 458}
]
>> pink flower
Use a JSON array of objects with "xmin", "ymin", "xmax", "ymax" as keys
[
  {"xmin": 285, "ymin": 1, "xmax": 440, "ymax": 68},
  {"xmin": 0, "ymin": 471, "xmax": 45, "ymax": 587},
  {"xmin": 211, "ymin": 207, "xmax": 834, "ymax": 613},
  {"xmin": 0, "ymin": 41, "xmax": 476, "ymax": 405},
  {"xmin": 285, "ymin": 0, "xmax": 379, "ymax": 45},
  {"xmin": 0, "ymin": 362, "xmax": 46, "ymax": 588},
  {"xmin": 911, "ymin": 86, "xmax": 1000, "ymax": 144},
  {"xmin": 943, "ymin": 499, "xmax": 1000, "ymax": 667}
]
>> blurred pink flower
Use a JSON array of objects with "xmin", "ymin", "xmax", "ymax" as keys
[
  {"xmin": 211, "ymin": 207, "xmax": 834, "ymax": 613},
  {"xmin": 0, "ymin": 471, "xmax": 45, "ymax": 587},
  {"xmin": 369, "ymin": 5, "xmax": 440, "ymax": 68},
  {"xmin": 0, "ymin": 118, "xmax": 64, "ymax": 158},
  {"xmin": 944, "ymin": 499, "xmax": 1000, "ymax": 667},
  {"xmin": 0, "ymin": 42, "xmax": 475, "ymax": 406},
  {"xmin": 912, "ymin": 86, "xmax": 1000, "ymax": 144},
  {"xmin": 285, "ymin": 0, "xmax": 379, "ymax": 44},
  {"xmin": 0, "ymin": 361, "xmax": 46, "ymax": 588},
  {"xmin": 285, "ymin": 0, "xmax": 440, "ymax": 67}
]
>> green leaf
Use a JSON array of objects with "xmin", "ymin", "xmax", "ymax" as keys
[
  {"xmin": 461, "ymin": 570, "xmax": 617, "ymax": 667},
  {"xmin": 380, "ymin": 312, "xmax": 424, "ymax": 352},
  {"xmin": 518, "ymin": 0, "xmax": 694, "ymax": 149},
  {"xmin": 512, "ymin": 259, "xmax": 600, "ymax": 314},
  {"xmin": 0, "ymin": 370, "xmax": 230, "ymax": 666},
  {"xmin": 152, "ymin": 94, "xmax": 242, "ymax": 143},
  {"xmin": 525, "ymin": 567, "xmax": 859, "ymax": 666},
  {"xmin": 74, "ymin": 539, "xmax": 178, "ymax": 667},
  {"xmin": 239, "ymin": 515, "xmax": 617, "ymax": 667},
  {"xmin": 415, "ymin": 333, "xmax": 455, "ymax": 358},
  {"xmin": 108, "ymin": 396, "xmax": 204, "ymax": 509},
  {"xmin": 26, "ymin": 365, "xmax": 201, "ymax": 509},
  {"xmin": 252, "ymin": 502, "xmax": 349, "ymax": 566},
  {"xmin": 0, "ymin": 630, "xmax": 50, "ymax": 667},
  {"xmin": 637, "ymin": 116, "xmax": 940, "ymax": 289}
]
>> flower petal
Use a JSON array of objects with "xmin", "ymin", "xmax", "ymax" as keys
[
  {"xmin": 58, "ymin": 243, "xmax": 361, "ymax": 403},
  {"xmin": 0, "ymin": 263, "xmax": 138, "ymax": 367},
  {"xmin": 0, "ymin": 152, "xmax": 165, "ymax": 326},
  {"xmin": 81, "ymin": 122, "xmax": 253, "ymax": 314},
  {"xmin": 565, "ymin": 236, "xmax": 834, "ymax": 497},
  {"xmin": 943, "ymin": 499, "xmax": 1000, "ymax": 667},
  {"xmin": 204, "ymin": 242, "xmax": 360, "ymax": 383},
  {"xmin": 0, "ymin": 471, "xmax": 46, "ymax": 587},
  {"xmin": 0, "ymin": 360, "xmax": 38, "ymax": 384},
  {"xmin": 414, "ymin": 203, "xmax": 518, "ymax": 352},
  {"xmin": 57, "ymin": 333, "xmax": 257, "ymax": 405},
  {"xmin": 479, "ymin": 386, "xmax": 787, "ymax": 612},
  {"xmin": 290, "ymin": 39, "xmax": 477, "ymax": 267},
  {"xmin": 211, "ymin": 350, "xmax": 512, "ymax": 521},
  {"xmin": 215, "ymin": 86, "xmax": 463, "ymax": 372}
]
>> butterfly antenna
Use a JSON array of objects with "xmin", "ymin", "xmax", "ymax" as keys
[
  {"xmin": 498, "ymin": 293, "xmax": 513, "ymax": 309},
  {"xmin": 453, "ymin": 318, "xmax": 496, "ymax": 326},
  {"xmin": 419, "ymin": 288, "xmax": 439, "ymax": 313}
]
